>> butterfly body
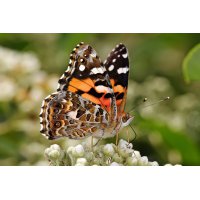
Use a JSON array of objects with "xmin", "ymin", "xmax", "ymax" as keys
[{"xmin": 40, "ymin": 42, "xmax": 133, "ymax": 140}]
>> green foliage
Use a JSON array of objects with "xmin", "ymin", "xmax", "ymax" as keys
[
  {"xmin": 139, "ymin": 117, "xmax": 200, "ymax": 165},
  {"xmin": 183, "ymin": 43, "xmax": 200, "ymax": 82}
]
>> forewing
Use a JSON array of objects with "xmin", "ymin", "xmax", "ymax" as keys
[
  {"xmin": 57, "ymin": 42, "xmax": 116, "ymax": 115},
  {"xmin": 104, "ymin": 43, "xmax": 129, "ymax": 113}
]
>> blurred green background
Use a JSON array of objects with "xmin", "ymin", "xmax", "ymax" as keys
[{"xmin": 0, "ymin": 33, "xmax": 200, "ymax": 166}]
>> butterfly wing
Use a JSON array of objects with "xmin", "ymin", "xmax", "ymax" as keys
[
  {"xmin": 40, "ymin": 43, "xmax": 119, "ymax": 140},
  {"xmin": 104, "ymin": 43, "xmax": 129, "ymax": 114},
  {"xmin": 40, "ymin": 91, "xmax": 110, "ymax": 140},
  {"xmin": 57, "ymin": 42, "xmax": 116, "ymax": 118}
]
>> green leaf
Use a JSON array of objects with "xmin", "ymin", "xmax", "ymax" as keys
[
  {"xmin": 139, "ymin": 118, "xmax": 200, "ymax": 165},
  {"xmin": 183, "ymin": 43, "xmax": 200, "ymax": 83}
]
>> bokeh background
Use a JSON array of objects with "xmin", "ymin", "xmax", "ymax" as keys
[{"xmin": 0, "ymin": 33, "xmax": 200, "ymax": 166}]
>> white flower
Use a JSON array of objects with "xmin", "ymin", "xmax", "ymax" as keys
[
  {"xmin": 132, "ymin": 151, "xmax": 141, "ymax": 159},
  {"xmin": 48, "ymin": 150, "xmax": 61, "ymax": 160},
  {"xmin": 50, "ymin": 144, "xmax": 61, "ymax": 151},
  {"xmin": 71, "ymin": 144, "xmax": 85, "ymax": 157},
  {"xmin": 75, "ymin": 158, "xmax": 87, "ymax": 166},
  {"xmin": 0, "ymin": 46, "xmax": 40, "ymax": 73},
  {"xmin": 126, "ymin": 157, "xmax": 138, "ymax": 166},
  {"xmin": 44, "ymin": 144, "xmax": 64, "ymax": 162},
  {"xmin": 67, "ymin": 146, "xmax": 74, "ymax": 154},
  {"xmin": 149, "ymin": 161, "xmax": 159, "ymax": 166},
  {"xmin": 0, "ymin": 76, "xmax": 16, "ymax": 101},
  {"xmin": 113, "ymin": 153, "xmax": 123, "ymax": 164},
  {"xmin": 44, "ymin": 139, "xmax": 175, "ymax": 166},
  {"xmin": 118, "ymin": 139, "xmax": 132, "ymax": 149},
  {"xmin": 103, "ymin": 144, "xmax": 115, "ymax": 157},
  {"xmin": 138, "ymin": 156, "xmax": 149, "ymax": 166},
  {"xmin": 110, "ymin": 162, "xmax": 121, "ymax": 166},
  {"xmin": 118, "ymin": 139, "xmax": 134, "ymax": 158}
]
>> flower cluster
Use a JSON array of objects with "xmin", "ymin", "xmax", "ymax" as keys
[
  {"xmin": 44, "ymin": 139, "xmax": 161, "ymax": 166},
  {"xmin": 0, "ymin": 45, "xmax": 59, "ymax": 165}
]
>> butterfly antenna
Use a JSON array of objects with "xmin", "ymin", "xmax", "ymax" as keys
[
  {"xmin": 129, "ymin": 96, "xmax": 170, "ymax": 113},
  {"xmin": 129, "ymin": 124, "xmax": 137, "ymax": 141},
  {"xmin": 128, "ymin": 97, "xmax": 148, "ymax": 113}
]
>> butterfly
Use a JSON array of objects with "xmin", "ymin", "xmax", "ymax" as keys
[{"xmin": 39, "ymin": 42, "xmax": 134, "ymax": 140}]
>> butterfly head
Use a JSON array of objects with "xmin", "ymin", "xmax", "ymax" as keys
[{"xmin": 120, "ymin": 112, "xmax": 134, "ymax": 128}]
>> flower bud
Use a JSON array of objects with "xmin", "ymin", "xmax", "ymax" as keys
[
  {"xmin": 110, "ymin": 162, "xmax": 121, "ymax": 166},
  {"xmin": 48, "ymin": 149, "xmax": 61, "ymax": 161},
  {"xmin": 50, "ymin": 144, "xmax": 61, "ymax": 151},
  {"xmin": 126, "ymin": 157, "xmax": 138, "ymax": 166},
  {"xmin": 149, "ymin": 161, "xmax": 159, "ymax": 166},
  {"xmin": 72, "ymin": 144, "xmax": 85, "ymax": 157},
  {"xmin": 113, "ymin": 153, "xmax": 123, "ymax": 164},
  {"xmin": 138, "ymin": 156, "xmax": 149, "ymax": 166},
  {"xmin": 75, "ymin": 158, "xmax": 87, "ymax": 166},
  {"xmin": 132, "ymin": 151, "xmax": 141, "ymax": 159},
  {"xmin": 103, "ymin": 144, "xmax": 115, "ymax": 157}
]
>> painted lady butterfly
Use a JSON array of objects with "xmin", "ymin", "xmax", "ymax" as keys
[{"xmin": 39, "ymin": 42, "xmax": 133, "ymax": 140}]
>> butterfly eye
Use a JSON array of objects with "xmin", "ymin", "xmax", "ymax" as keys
[{"xmin": 122, "ymin": 114, "xmax": 129, "ymax": 123}]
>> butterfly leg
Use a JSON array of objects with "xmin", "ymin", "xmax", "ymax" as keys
[
  {"xmin": 115, "ymin": 131, "xmax": 119, "ymax": 146},
  {"xmin": 93, "ymin": 130, "xmax": 104, "ymax": 147},
  {"xmin": 93, "ymin": 137, "xmax": 103, "ymax": 147}
]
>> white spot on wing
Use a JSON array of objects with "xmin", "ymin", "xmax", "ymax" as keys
[
  {"xmin": 91, "ymin": 67, "xmax": 105, "ymax": 74},
  {"xmin": 44, "ymin": 95, "xmax": 51, "ymax": 100},
  {"xmin": 52, "ymin": 92, "xmax": 58, "ymax": 95},
  {"xmin": 119, "ymin": 48, "xmax": 124, "ymax": 52},
  {"xmin": 108, "ymin": 65, "xmax": 114, "ymax": 71},
  {"xmin": 65, "ymin": 66, "xmax": 70, "ymax": 72},
  {"xmin": 79, "ymin": 64, "xmax": 85, "ymax": 71},
  {"xmin": 122, "ymin": 53, "xmax": 128, "ymax": 58},
  {"xmin": 68, "ymin": 111, "xmax": 78, "ymax": 119},
  {"xmin": 40, "ymin": 124, "xmax": 44, "ymax": 131},
  {"xmin": 60, "ymin": 74, "xmax": 65, "ymax": 79},
  {"xmin": 39, "ymin": 109, "xmax": 43, "ymax": 115},
  {"xmin": 91, "ymin": 68, "xmax": 99, "ymax": 74},
  {"xmin": 112, "ymin": 59, "xmax": 116, "ymax": 63},
  {"xmin": 96, "ymin": 85, "xmax": 110, "ymax": 93},
  {"xmin": 117, "ymin": 67, "xmax": 129, "ymax": 74}
]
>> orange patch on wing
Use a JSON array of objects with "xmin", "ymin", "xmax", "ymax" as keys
[
  {"xmin": 113, "ymin": 85, "xmax": 124, "ymax": 93},
  {"xmin": 68, "ymin": 86, "xmax": 78, "ymax": 93},
  {"xmin": 110, "ymin": 79, "xmax": 115, "ymax": 88},
  {"xmin": 82, "ymin": 93, "xmax": 101, "ymax": 105},
  {"xmin": 100, "ymin": 96, "xmax": 111, "ymax": 107},
  {"xmin": 116, "ymin": 99, "xmax": 122, "ymax": 106},
  {"xmin": 70, "ymin": 78, "xmax": 94, "ymax": 92}
]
